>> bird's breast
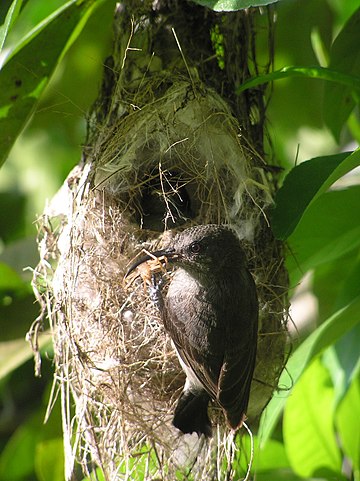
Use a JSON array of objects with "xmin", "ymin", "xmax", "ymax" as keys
[{"xmin": 165, "ymin": 268, "xmax": 231, "ymax": 355}]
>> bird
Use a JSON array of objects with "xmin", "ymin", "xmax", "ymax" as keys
[{"xmin": 126, "ymin": 224, "xmax": 258, "ymax": 437}]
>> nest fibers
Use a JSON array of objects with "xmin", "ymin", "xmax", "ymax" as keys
[{"xmin": 30, "ymin": 79, "xmax": 288, "ymax": 480}]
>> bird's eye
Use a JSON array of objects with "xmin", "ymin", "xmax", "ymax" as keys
[{"xmin": 189, "ymin": 242, "xmax": 201, "ymax": 254}]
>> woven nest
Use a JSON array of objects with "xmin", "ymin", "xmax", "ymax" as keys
[{"xmin": 31, "ymin": 78, "xmax": 288, "ymax": 481}]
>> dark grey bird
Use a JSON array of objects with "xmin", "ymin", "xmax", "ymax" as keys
[{"xmin": 126, "ymin": 224, "xmax": 258, "ymax": 437}]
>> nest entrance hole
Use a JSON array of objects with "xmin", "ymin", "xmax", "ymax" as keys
[{"xmin": 126, "ymin": 168, "xmax": 198, "ymax": 231}]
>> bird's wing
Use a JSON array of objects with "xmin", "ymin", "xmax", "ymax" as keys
[
  {"xmin": 217, "ymin": 332, "xmax": 257, "ymax": 429},
  {"xmin": 217, "ymin": 271, "xmax": 258, "ymax": 429},
  {"xmin": 174, "ymin": 341, "xmax": 220, "ymax": 398}
]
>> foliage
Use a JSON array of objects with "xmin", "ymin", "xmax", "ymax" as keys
[
  {"xmin": 0, "ymin": 0, "xmax": 107, "ymax": 168},
  {"xmin": 0, "ymin": 0, "xmax": 359, "ymax": 480}
]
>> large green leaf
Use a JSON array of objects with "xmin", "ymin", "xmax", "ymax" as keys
[
  {"xmin": 235, "ymin": 436, "xmax": 290, "ymax": 475},
  {"xmin": 35, "ymin": 438, "xmax": 65, "ymax": 481},
  {"xmin": 255, "ymin": 472, "xmax": 303, "ymax": 481},
  {"xmin": 271, "ymin": 149, "xmax": 360, "ymax": 240},
  {"xmin": 287, "ymin": 185, "xmax": 360, "ymax": 285},
  {"xmin": 0, "ymin": 261, "xmax": 25, "ymax": 291},
  {"xmin": 0, "ymin": 0, "xmax": 103, "ymax": 168},
  {"xmin": 0, "ymin": 407, "xmax": 63, "ymax": 480},
  {"xmin": 192, "ymin": 0, "xmax": 279, "ymax": 12},
  {"xmin": 335, "ymin": 253, "xmax": 360, "ymax": 308},
  {"xmin": 312, "ymin": 249, "xmax": 358, "ymax": 323},
  {"xmin": 0, "ymin": 419, "xmax": 37, "ymax": 479},
  {"xmin": 323, "ymin": 332, "xmax": 360, "ymax": 411},
  {"xmin": 330, "ymin": 257, "xmax": 360, "ymax": 398},
  {"xmin": 236, "ymin": 65, "xmax": 360, "ymax": 94},
  {"xmin": 336, "ymin": 377, "xmax": 360, "ymax": 475},
  {"xmin": 313, "ymin": 252, "xmax": 360, "ymax": 403},
  {"xmin": 283, "ymin": 358, "xmax": 343, "ymax": 478},
  {"xmin": 323, "ymin": 7, "xmax": 360, "ymax": 141},
  {"xmin": 0, "ymin": 333, "xmax": 51, "ymax": 380},
  {"xmin": 259, "ymin": 295, "xmax": 360, "ymax": 445},
  {"xmin": 0, "ymin": 0, "xmax": 23, "ymax": 52}
]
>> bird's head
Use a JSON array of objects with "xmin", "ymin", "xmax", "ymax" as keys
[{"xmin": 126, "ymin": 224, "xmax": 246, "ymax": 280}]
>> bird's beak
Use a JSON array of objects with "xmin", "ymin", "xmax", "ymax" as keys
[{"xmin": 125, "ymin": 248, "xmax": 179, "ymax": 278}]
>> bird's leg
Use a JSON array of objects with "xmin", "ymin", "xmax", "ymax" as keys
[{"xmin": 149, "ymin": 273, "xmax": 165, "ymax": 310}]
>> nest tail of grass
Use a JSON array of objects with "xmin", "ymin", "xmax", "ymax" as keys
[{"xmin": 29, "ymin": 75, "xmax": 289, "ymax": 481}]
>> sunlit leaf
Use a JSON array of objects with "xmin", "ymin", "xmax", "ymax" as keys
[
  {"xmin": 80, "ymin": 468, "xmax": 105, "ymax": 481},
  {"xmin": 283, "ymin": 358, "xmax": 342, "ymax": 478},
  {"xmin": 116, "ymin": 445, "xmax": 161, "ymax": 480},
  {"xmin": 0, "ymin": 0, "xmax": 23, "ymax": 52},
  {"xmin": 271, "ymin": 149, "xmax": 360, "ymax": 240},
  {"xmin": 0, "ymin": 333, "xmax": 52, "ymax": 380},
  {"xmin": 255, "ymin": 472, "xmax": 303, "ymax": 481},
  {"xmin": 235, "ymin": 436, "xmax": 290, "ymax": 475},
  {"xmin": 324, "ymin": 7, "xmax": 360, "ymax": 141},
  {"xmin": 259, "ymin": 295, "xmax": 360, "ymax": 445},
  {"xmin": 336, "ymin": 377, "xmax": 360, "ymax": 473},
  {"xmin": 35, "ymin": 438, "xmax": 64, "ymax": 481}
]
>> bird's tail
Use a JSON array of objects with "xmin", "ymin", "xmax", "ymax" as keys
[{"xmin": 173, "ymin": 390, "xmax": 212, "ymax": 437}]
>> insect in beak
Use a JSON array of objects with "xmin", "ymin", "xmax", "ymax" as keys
[{"xmin": 124, "ymin": 248, "xmax": 179, "ymax": 286}]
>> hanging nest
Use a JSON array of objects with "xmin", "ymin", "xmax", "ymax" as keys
[
  {"xmin": 29, "ymin": 4, "xmax": 288, "ymax": 481},
  {"xmin": 30, "ymin": 77, "xmax": 288, "ymax": 480}
]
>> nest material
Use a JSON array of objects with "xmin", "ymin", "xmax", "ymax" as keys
[{"xmin": 31, "ymin": 78, "xmax": 288, "ymax": 481}]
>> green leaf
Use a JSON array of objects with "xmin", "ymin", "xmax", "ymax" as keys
[
  {"xmin": 283, "ymin": 358, "xmax": 342, "ymax": 478},
  {"xmin": 0, "ymin": 0, "xmax": 104, "ymax": 168},
  {"xmin": 335, "ymin": 253, "xmax": 360, "ymax": 309},
  {"xmin": 0, "ymin": 406, "xmax": 63, "ymax": 481},
  {"xmin": 0, "ymin": 192, "xmax": 26, "ymax": 242},
  {"xmin": 322, "ymin": 338, "xmax": 360, "ymax": 409},
  {"xmin": 312, "ymin": 249, "xmax": 359, "ymax": 323},
  {"xmin": 0, "ymin": 417, "xmax": 38, "ymax": 480},
  {"xmin": 81, "ymin": 468, "xmax": 105, "ymax": 481},
  {"xmin": 236, "ymin": 65, "xmax": 360, "ymax": 94},
  {"xmin": 235, "ymin": 436, "xmax": 290, "ymax": 474},
  {"xmin": 2, "ymin": 0, "xmax": 88, "ymax": 63},
  {"xmin": 0, "ymin": 334, "xmax": 51, "ymax": 380},
  {"xmin": 332, "ymin": 324, "xmax": 360, "ymax": 401},
  {"xmin": 35, "ymin": 438, "xmax": 65, "ymax": 481},
  {"xmin": 324, "ymin": 7, "xmax": 360, "ymax": 141},
  {"xmin": 328, "ymin": 256, "xmax": 360, "ymax": 398},
  {"xmin": 259, "ymin": 295, "xmax": 360, "ymax": 445},
  {"xmin": 0, "ymin": 0, "xmax": 23, "ymax": 52},
  {"xmin": 336, "ymin": 377, "xmax": 360, "ymax": 474},
  {"xmin": 192, "ymin": 0, "xmax": 279, "ymax": 12},
  {"xmin": 287, "ymin": 186, "xmax": 360, "ymax": 284},
  {"xmin": 117, "ymin": 446, "xmax": 161, "ymax": 480},
  {"xmin": 255, "ymin": 472, "xmax": 303, "ymax": 481},
  {"xmin": 271, "ymin": 149, "xmax": 360, "ymax": 240},
  {"xmin": 0, "ymin": 261, "xmax": 25, "ymax": 291}
]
